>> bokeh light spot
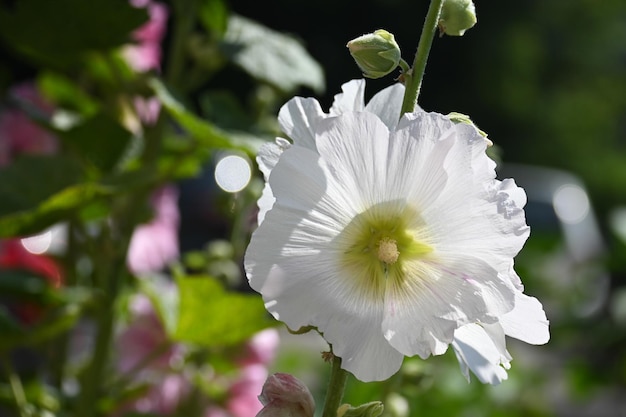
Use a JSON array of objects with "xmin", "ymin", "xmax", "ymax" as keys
[
  {"xmin": 214, "ymin": 155, "xmax": 252, "ymax": 193},
  {"xmin": 553, "ymin": 184, "xmax": 590, "ymax": 225}
]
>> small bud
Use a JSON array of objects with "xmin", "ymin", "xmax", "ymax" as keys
[
  {"xmin": 438, "ymin": 0, "xmax": 477, "ymax": 36},
  {"xmin": 347, "ymin": 30, "xmax": 401, "ymax": 79},
  {"xmin": 447, "ymin": 112, "xmax": 492, "ymax": 146},
  {"xmin": 257, "ymin": 373, "xmax": 315, "ymax": 417},
  {"xmin": 338, "ymin": 402, "xmax": 384, "ymax": 417}
]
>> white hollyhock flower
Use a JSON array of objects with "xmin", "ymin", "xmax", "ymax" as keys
[{"xmin": 245, "ymin": 80, "xmax": 549, "ymax": 383}]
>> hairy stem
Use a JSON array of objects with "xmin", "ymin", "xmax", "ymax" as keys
[{"xmin": 400, "ymin": 0, "xmax": 444, "ymax": 115}]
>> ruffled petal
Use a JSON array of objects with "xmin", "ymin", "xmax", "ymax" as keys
[
  {"xmin": 382, "ymin": 254, "xmax": 515, "ymax": 359},
  {"xmin": 364, "ymin": 82, "xmax": 405, "ymax": 130},
  {"xmin": 278, "ymin": 97, "xmax": 326, "ymax": 149},
  {"xmin": 329, "ymin": 79, "xmax": 365, "ymax": 115},
  {"xmin": 256, "ymin": 139, "xmax": 291, "ymax": 225},
  {"xmin": 500, "ymin": 292, "xmax": 550, "ymax": 344},
  {"xmin": 452, "ymin": 323, "xmax": 510, "ymax": 385}
]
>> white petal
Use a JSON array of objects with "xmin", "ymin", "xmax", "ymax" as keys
[
  {"xmin": 314, "ymin": 112, "xmax": 391, "ymax": 211},
  {"xmin": 364, "ymin": 82, "xmax": 405, "ymax": 130},
  {"xmin": 278, "ymin": 97, "xmax": 326, "ymax": 149},
  {"xmin": 323, "ymin": 305, "xmax": 405, "ymax": 382},
  {"xmin": 452, "ymin": 323, "xmax": 510, "ymax": 385},
  {"xmin": 329, "ymin": 79, "xmax": 365, "ymax": 115},
  {"xmin": 256, "ymin": 139, "xmax": 290, "ymax": 225},
  {"xmin": 500, "ymin": 292, "xmax": 550, "ymax": 345},
  {"xmin": 257, "ymin": 139, "xmax": 290, "ymax": 180},
  {"xmin": 382, "ymin": 255, "xmax": 515, "ymax": 359}
]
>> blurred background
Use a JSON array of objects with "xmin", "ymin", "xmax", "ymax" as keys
[{"xmin": 1, "ymin": 0, "xmax": 625, "ymax": 416}]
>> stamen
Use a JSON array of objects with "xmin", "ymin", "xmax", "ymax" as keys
[{"xmin": 377, "ymin": 237, "xmax": 399, "ymax": 264}]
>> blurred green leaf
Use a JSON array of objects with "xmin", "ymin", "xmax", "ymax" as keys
[
  {"xmin": 149, "ymin": 78, "xmax": 233, "ymax": 148},
  {"xmin": 0, "ymin": 307, "xmax": 25, "ymax": 342},
  {"xmin": 0, "ymin": 303, "xmax": 84, "ymax": 350},
  {"xmin": 59, "ymin": 112, "xmax": 133, "ymax": 173},
  {"xmin": 199, "ymin": 0, "xmax": 229, "ymax": 35},
  {"xmin": 0, "ymin": 155, "xmax": 110, "ymax": 237},
  {"xmin": 0, "ymin": 155, "xmax": 83, "ymax": 217},
  {"xmin": 174, "ymin": 276, "xmax": 270, "ymax": 347},
  {"xmin": 37, "ymin": 72, "xmax": 99, "ymax": 117},
  {"xmin": 0, "ymin": 0, "xmax": 148, "ymax": 66},
  {"xmin": 0, "ymin": 270, "xmax": 51, "ymax": 300},
  {"xmin": 222, "ymin": 15, "xmax": 325, "ymax": 93}
]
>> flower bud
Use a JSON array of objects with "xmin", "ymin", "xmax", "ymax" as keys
[
  {"xmin": 347, "ymin": 30, "xmax": 401, "ymax": 79},
  {"xmin": 337, "ymin": 402, "xmax": 384, "ymax": 417},
  {"xmin": 256, "ymin": 373, "xmax": 315, "ymax": 417},
  {"xmin": 438, "ymin": 0, "xmax": 477, "ymax": 36},
  {"xmin": 447, "ymin": 112, "xmax": 492, "ymax": 146}
]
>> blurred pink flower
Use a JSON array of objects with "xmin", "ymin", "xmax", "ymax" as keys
[
  {"xmin": 239, "ymin": 328, "xmax": 280, "ymax": 367},
  {"xmin": 0, "ymin": 83, "xmax": 57, "ymax": 166},
  {"xmin": 116, "ymin": 294, "xmax": 179, "ymax": 372},
  {"xmin": 127, "ymin": 186, "xmax": 180, "ymax": 275},
  {"xmin": 115, "ymin": 292, "xmax": 190, "ymax": 415},
  {"xmin": 123, "ymin": 0, "xmax": 168, "ymax": 72},
  {"xmin": 206, "ymin": 329, "xmax": 280, "ymax": 417}
]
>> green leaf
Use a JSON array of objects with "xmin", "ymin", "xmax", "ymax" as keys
[
  {"xmin": 0, "ymin": 155, "xmax": 83, "ymax": 217},
  {"xmin": 0, "ymin": 155, "xmax": 109, "ymax": 237},
  {"xmin": 222, "ymin": 15, "xmax": 325, "ymax": 93},
  {"xmin": 199, "ymin": 0, "xmax": 229, "ymax": 35},
  {"xmin": 37, "ymin": 72, "xmax": 99, "ymax": 117},
  {"xmin": 149, "ymin": 78, "xmax": 232, "ymax": 148},
  {"xmin": 174, "ymin": 276, "xmax": 270, "ymax": 347},
  {"xmin": 59, "ymin": 112, "xmax": 133, "ymax": 172},
  {"xmin": 0, "ymin": 0, "xmax": 148, "ymax": 66},
  {"xmin": 0, "ymin": 270, "xmax": 52, "ymax": 300},
  {"xmin": 0, "ymin": 303, "xmax": 84, "ymax": 350}
]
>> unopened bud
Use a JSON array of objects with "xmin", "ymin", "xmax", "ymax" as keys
[
  {"xmin": 448, "ymin": 112, "xmax": 492, "ymax": 146},
  {"xmin": 257, "ymin": 373, "xmax": 315, "ymax": 417},
  {"xmin": 347, "ymin": 30, "xmax": 401, "ymax": 79},
  {"xmin": 438, "ymin": 0, "xmax": 477, "ymax": 36},
  {"xmin": 338, "ymin": 402, "xmax": 384, "ymax": 417}
]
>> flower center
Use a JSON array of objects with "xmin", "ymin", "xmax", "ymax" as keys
[
  {"xmin": 377, "ymin": 237, "xmax": 399, "ymax": 264},
  {"xmin": 336, "ymin": 201, "xmax": 434, "ymax": 300}
]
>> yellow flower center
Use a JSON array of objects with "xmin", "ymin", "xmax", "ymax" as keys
[
  {"xmin": 336, "ymin": 201, "xmax": 434, "ymax": 300},
  {"xmin": 377, "ymin": 237, "xmax": 399, "ymax": 264}
]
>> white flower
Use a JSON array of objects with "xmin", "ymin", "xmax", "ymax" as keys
[{"xmin": 245, "ymin": 80, "xmax": 549, "ymax": 383}]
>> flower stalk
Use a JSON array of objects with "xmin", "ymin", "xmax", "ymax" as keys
[
  {"xmin": 400, "ymin": 0, "xmax": 445, "ymax": 115},
  {"xmin": 321, "ymin": 355, "xmax": 349, "ymax": 417}
]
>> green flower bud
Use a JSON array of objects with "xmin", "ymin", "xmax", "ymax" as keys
[
  {"xmin": 347, "ymin": 30, "xmax": 401, "ymax": 79},
  {"xmin": 338, "ymin": 402, "xmax": 384, "ymax": 417},
  {"xmin": 438, "ymin": 0, "xmax": 477, "ymax": 36},
  {"xmin": 448, "ymin": 112, "xmax": 493, "ymax": 146}
]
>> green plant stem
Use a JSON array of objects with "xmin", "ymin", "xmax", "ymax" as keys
[
  {"xmin": 321, "ymin": 355, "xmax": 349, "ymax": 417},
  {"xmin": 2, "ymin": 358, "xmax": 30, "ymax": 417},
  {"xmin": 165, "ymin": 0, "xmax": 197, "ymax": 88},
  {"xmin": 400, "ymin": 0, "xmax": 444, "ymax": 115}
]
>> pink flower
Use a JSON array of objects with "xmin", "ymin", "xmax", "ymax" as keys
[
  {"xmin": 127, "ymin": 186, "xmax": 180, "ymax": 275},
  {"xmin": 205, "ymin": 329, "xmax": 280, "ymax": 417},
  {"xmin": 239, "ymin": 328, "xmax": 280, "ymax": 367},
  {"xmin": 123, "ymin": 0, "xmax": 168, "ymax": 72},
  {"xmin": 0, "ymin": 83, "xmax": 57, "ymax": 166},
  {"xmin": 256, "ymin": 373, "xmax": 315, "ymax": 417},
  {"xmin": 115, "ymin": 292, "xmax": 190, "ymax": 415},
  {"xmin": 227, "ymin": 364, "xmax": 269, "ymax": 417},
  {"xmin": 116, "ymin": 294, "xmax": 179, "ymax": 372}
]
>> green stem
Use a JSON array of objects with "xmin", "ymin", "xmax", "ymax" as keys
[
  {"xmin": 400, "ymin": 0, "xmax": 445, "ymax": 115},
  {"xmin": 2, "ymin": 358, "xmax": 30, "ymax": 417},
  {"xmin": 165, "ymin": 0, "xmax": 197, "ymax": 88},
  {"xmin": 321, "ymin": 355, "xmax": 349, "ymax": 417}
]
